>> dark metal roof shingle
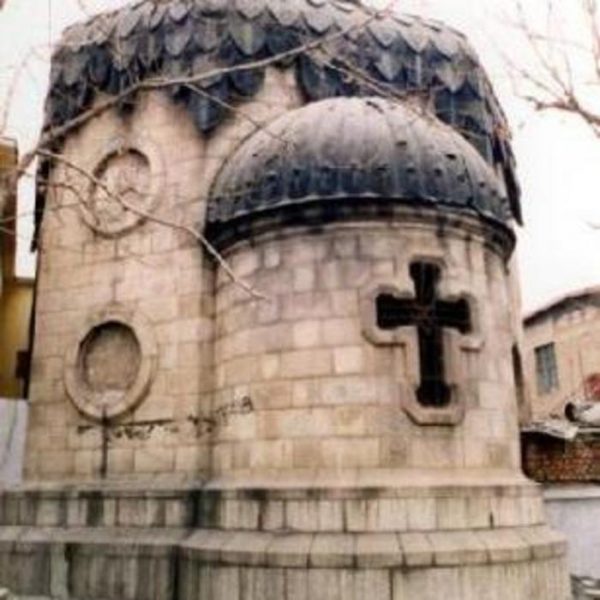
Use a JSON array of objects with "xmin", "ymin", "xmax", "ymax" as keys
[{"xmin": 33, "ymin": 0, "xmax": 522, "ymax": 248}]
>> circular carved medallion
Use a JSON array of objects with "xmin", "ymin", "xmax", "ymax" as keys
[
  {"xmin": 65, "ymin": 308, "xmax": 157, "ymax": 422},
  {"xmin": 80, "ymin": 137, "xmax": 164, "ymax": 237},
  {"xmin": 89, "ymin": 151, "xmax": 151, "ymax": 232}
]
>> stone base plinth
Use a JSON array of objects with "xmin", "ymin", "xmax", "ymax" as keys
[{"xmin": 0, "ymin": 481, "xmax": 570, "ymax": 600}]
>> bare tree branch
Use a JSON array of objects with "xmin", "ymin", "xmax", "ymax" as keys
[
  {"xmin": 16, "ymin": 3, "xmax": 392, "ymax": 186},
  {"xmin": 36, "ymin": 148, "xmax": 269, "ymax": 301},
  {"xmin": 1, "ymin": 0, "xmax": 395, "ymax": 293},
  {"xmin": 509, "ymin": 0, "xmax": 600, "ymax": 137}
]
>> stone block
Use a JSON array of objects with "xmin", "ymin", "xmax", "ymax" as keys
[
  {"xmin": 353, "ymin": 570, "xmax": 393, "ymax": 600},
  {"xmin": 395, "ymin": 567, "xmax": 462, "ymax": 600},
  {"xmin": 426, "ymin": 531, "xmax": 487, "ymax": 565},
  {"xmin": 317, "ymin": 501, "xmax": 344, "ymax": 532},
  {"xmin": 74, "ymin": 450, "xmax": 97, "ymax": 478},
  {"xmin": 310, "ymin": 533, "xmax": 354, "ymax": 568},
  {"xmin": 294, "ymin": 266, "xmax": 317, "ymax": 292},
  {"xmin": 322, "ymin": 318, "xmax": 362, "ymax": 346},
  {"xmin": 250, "ymin": 380, "xmax": 292, "ymax": 411},
  {"xmin": 292, "ymin": 440, "xmax": 324, "ymax": 469},
  {"xmin": 212, "ymin": 565, "xmax": 241, "ymax": 599},
  {"xmin": 379, "ymin": 436, "xmax": 409, "ymax": 466},
  {"xmin": 292, "ymin": 380, "xmax": 321, "ymax": 407},
  {"xmin": 263, "ymin": 246, "xmax": 281, "ymax": 269},
  {"xmin": 249, "ymin": 440, "xmax": 293, "ymax": 470},
  {"xmin": 281, "ymin": 292, "xmax": 333, "ymax": 321},
  {"xmin": 406, "ymin": 498, "xmax": 436, "ymax": 532},
  {"xmin": 265, "ymin": 533, "xmax": 312, "ymax": 568},
  {"xmin": 355, "ymin": 533, "xmax": 403, "ymax": 568},
  {"xmin": 399, "ymin": 532, "xmax": 434, "ymax": 567},
  {"xmin": 263, "ymin": 501, "xmax": 285, "ymax": 531},
  {"xmin": 376, "ymin": 499, "xmax": 408, "ymax": 532},
  {"xmin": 293, "ymin": 320, "xmax": 322, "ymax": 348},
  {"xmin": 307, "ymin": 569, "xmax": 343, "ymax": 600},
  {"xmin": 285, "ymin": 569, "xmax": 310, "ymax": 600},
  {"xmin": 256, "ymin": 297, "xmax": 281, "ymax": 325},
  {"xmin": 518, "ymin": 526, "xmax": 566, "ymax": 560},
  {"xmin": 435, "ymin": 497, "xmax": 468, "ymax": 530},
  {"xmin": 345, "ymin": 499, "xmax": 379, "ymax": 532},
  {"xmin": 231, "ymin": 250, "xmax": 261, "ymax": 278},
  {"xmin": 174, "ymin": 446, "xmax": 200, "ymax": 473},
  {"xmin": 478, "ymin": 529, "xmax": 531, "ymax": 563},
  {"xmin": 333, "ymin": 406, "xmax": 366, "ymax": 436},
  {"xmin": 259, "ymin": 355, "xmax": 281, "ymax": 381},
  {"xmin": 320, "ymin": 376, "xmax": 379, "ymax": 406},
  {"xmin": 133, "ymin": 448, "xmax": 175, "ymax": 474},
  {"xmin": 465, "ymin": 495, "xmax": 492, "ymax": 529},
  {"xmin": 221, "ymin": 532, "xmax": 272, "ymax": 566},
  {"xmin": 286, "ymin": 500, "xmax": 319, "ymax": 532},
  {"xmin": 321, "ymin": 438, "xmax": 379, "ymax": 470},
  {"xmin": 333, "ymin": 346, "xmax": 365, "ymax": 375},
  {"xmin": 280, "ymin": 350, "xmax": 333, "ymax": 379},
  {"xmin": 252, "ymin": 323, "xmax": 292, "ymax": 353}
]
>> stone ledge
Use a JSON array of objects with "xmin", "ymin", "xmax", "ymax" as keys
[
  {"xmin": 0, "ymin": 526, "xmax": 187, "ymax": 555},
  {"xmin": 0, "ymin": 481, "xmax": 546, "ymax": 533},
  {"xmin": 8, "ymin": 469, "xmax": 532, "ymax": 492},
  {"xmin": 0, "ymin": 527, "xmax": 569, "ymax": 599},
  {"xmin": 0, "ymin": 525, "xmax": 565, "ymax": 570},
  {"xmin": 178, "ymin": 526, "xmax": 565, "ymax": 569}
]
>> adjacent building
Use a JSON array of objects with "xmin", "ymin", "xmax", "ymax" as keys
[
  {"xmin": 522, "ymin": 289, "xmax": 600, "ymax": 580},
  {"xmin": 523, "ymin": 287, "xmax": 600, "ymax": 420},
  {"xmin": 0, "ymin": 137, "xmax": 32, "ymax": 484},
  {"xmin": 0, "ymin": 137, "xmax": 33, "ymax": 400}
]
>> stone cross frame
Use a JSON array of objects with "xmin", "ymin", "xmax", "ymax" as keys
[
  {"xmin": 376, "ymin": 262, "xmax": 472, "ymax": 408},
  {"xmin": 361, "ymin": 260, "xmax": 481, "ymax": 426}
]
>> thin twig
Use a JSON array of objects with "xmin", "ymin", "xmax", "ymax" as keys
[
  {"xmin": 37, "ymin": 149, "xmax": 268, "ymax": 301},
  {"xmin": 17, "ymin": 4, "xmax": 389, "ymax": 185}
]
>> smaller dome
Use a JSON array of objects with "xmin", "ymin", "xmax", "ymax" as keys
[{"xmin": 206, "ymin": 97, "xmax": 510, "ymax": 245}]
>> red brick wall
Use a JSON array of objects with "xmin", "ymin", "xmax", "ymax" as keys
[{"xmin": 522, "ymin": 432, "xmax": 600, "ymax": 482}]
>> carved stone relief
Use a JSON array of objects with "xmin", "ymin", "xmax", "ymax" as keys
[
  {"xmin": 79, "ymin": 137, "xmax": 165, "ymax": 237},
  {"xmin": 64, "ymin": 307, "xmax": 157, "ymax": 422}
]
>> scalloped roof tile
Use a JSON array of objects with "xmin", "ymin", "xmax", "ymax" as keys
[
  {"xmin": 34, "ymin": 0, "xmax": 522, "ymax": 246},
  {"xmin": 206, "ymin": 97, "xmax": 512, "ymax": 247}
]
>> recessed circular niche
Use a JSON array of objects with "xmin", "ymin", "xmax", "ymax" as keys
[
  {"xmin": 81, "ymin": 322, "xmax": 141, "ymax": 395},
  {"xmin": 80, "ymin": 139, "xmax": 164, "ymax": 237},
  {"xmin": 65, "ymin": 309, "xmax": 157, "ymax": 422}
]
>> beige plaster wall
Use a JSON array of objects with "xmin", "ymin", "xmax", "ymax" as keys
[
  {"xmin": 524, "ymin": 303, "xmax": 600, "ymax": 420},
  {"xmin": 0, "ymin": 279, "xmax": 33, "ymax": 399},
  {"xmin": 0, "ymin": 136, "xmax": 31, "ymax": 400},
  {"xmin": 212, "ymin": 219, "xmax": 523, "ymax": 484}
]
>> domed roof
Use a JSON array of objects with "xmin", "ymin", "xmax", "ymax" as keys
[
  {"xmin": 34, "ymin": 0, "xmax": 522, "ymax": 248},
  {"xmin": 206, "ymin": 97, "xmax": 510, "ymax": 246}
]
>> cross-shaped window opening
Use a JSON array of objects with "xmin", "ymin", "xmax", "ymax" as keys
[{"xmin": 376, "ymin": 262, "xmax": 472, "ymax": 408}]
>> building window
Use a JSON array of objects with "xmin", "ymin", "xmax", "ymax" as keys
[{"xmin": 535, "ymin": 343, "xmax": 559, "ymax": 395}]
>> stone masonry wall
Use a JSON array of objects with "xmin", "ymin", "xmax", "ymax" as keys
[
  {"xmin": 25, "ymin": 68, "xmax": 303, "ymax": 481},
  {"xmin": 212, "ymin": 220, "xmax": 523, "ymax": 482}
]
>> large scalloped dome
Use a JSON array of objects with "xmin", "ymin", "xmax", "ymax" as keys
[
  {"xmin": 34, "ymin": 0, "xmax": 522, "ymax": 248},
  {"xmin": 206, "ymin": 96, "xmax": 510, "ymax": 246},
  {"xmin": 48, "ymin": 0, "xmax": 511, "ymax": 175}
]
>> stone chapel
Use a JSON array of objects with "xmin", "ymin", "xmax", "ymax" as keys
[{"xmin": 0, "ymin": 0, "xmax": 570, "ymax": 598}]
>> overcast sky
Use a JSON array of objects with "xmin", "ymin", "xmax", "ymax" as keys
[{"xmin": 1, "ymin": 0, "xmax": 600, "ymax": 313}]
